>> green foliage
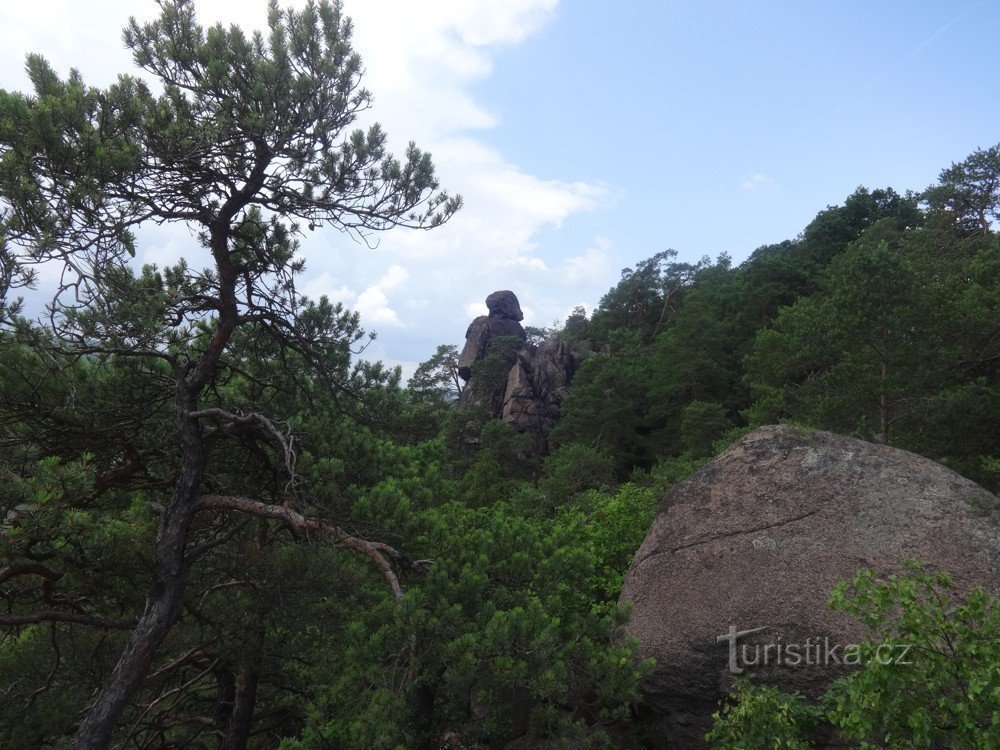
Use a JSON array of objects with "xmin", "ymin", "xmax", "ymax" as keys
[
  {"xmin": 281, "ymin": 496, "xmax": 652, "ymax": 749},
  {"xmin": 409, "ymin": 343, "xmax": 463, "ymax": 405},
  {"xmin": 550, "ymin": 332, "xmax": 656, "ymax": 475},
  {"xmin": 924, "ymin": 144, "xmax": 1000, "ymax": 234},
  {"xmin": 588, "ymin": 249, "xmax": 713, "ymax": 346},
  {"xmin": 746, "ymin": 221, "xmax": 999, "ymax": 486},
  {"xmin": 706, "ymin": 681, "xmax": 821, "ymax": 749},
  {"xmin": 0, "ymin": 625, "xmax": 121, "ymax": 748},
  {"xmin": 537, "ymin": 443, "xmax": 615, "ymax": 508},
  {"xmin": 799, "ymin": 186, "xmax": 921, "ymax": 267},
  {"xmin": 560, "ymin": 305, "xmax": 591, "ymax": 341},
  {"xmin": 825, "ymin": 564, "xmax": 1000, "ymax": 748},
  {"xmin": 458, "ymin": 420, "xmax": 534, "ymax": 506},
  {"xmin": 707, "ymin": 565, "xmax": 1000, "ymax": 749},
  {"xmin": 409, "ymin": 501, "xmax": 651, "ymax": 746},
  {"xmin": 573, "ymin": 483, "xmax": 659, "ymax": 600},
  {"xmin": 679, "ymin": 400, "xmax": 733, "ymax": 457},
  {"xmin": 747, "ymin": 236, "xmax": 937, "ymax": 443}
]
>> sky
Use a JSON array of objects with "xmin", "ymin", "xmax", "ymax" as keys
[{"xmin": 2, "ymin": 0, "xmax": 999, "ymax": 377}]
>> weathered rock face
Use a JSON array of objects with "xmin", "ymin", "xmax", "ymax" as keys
[
  {"xmin": 502, "ymin": 339, "xmax": 577, "ymax": 451},
  {"xmin": 457, "ymin": 316, "xmax": 526, "ymax": 382},
  {"xmin": 620, "ymin": 425, "xmax": 999, "ymax": 749},
  {"xmin": 458, "ymin": 290, "xmax": 527, "ymax": 382},
  {"xmin": 486, "ymin": 289, "xmax": 524, "ymax": 321},
  {"xmin": 456, "ymin": 291, "xmax": 582, "ymax": 451}
]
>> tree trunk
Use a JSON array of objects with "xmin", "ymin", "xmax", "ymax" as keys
[
  {"xmin": 220, "ymin": 658, "xmax": 259, "ymax": 750},
  {"xmin": 76, "ymin": 214, "xmax": 241, "ymax": 750},
  {"xmin": 75, "ymin": 384, "xmax": 206, "ymax": 749},
  {"xmin": 213, "ymin": 666, "xmax": 236, "ymax": 739},
  {"xmin": 878, "ymin": 358, "xmax": 890, "ymax": 446}
]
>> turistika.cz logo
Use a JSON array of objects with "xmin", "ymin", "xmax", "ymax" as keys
[{"xmin": 716, "ymin": 626, "xmax": 913, "ymax": 675}]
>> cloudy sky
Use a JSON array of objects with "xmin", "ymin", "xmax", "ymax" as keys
[{"xmin": 2, "ymin": 1, "xmax": 998, "ymax": 376}]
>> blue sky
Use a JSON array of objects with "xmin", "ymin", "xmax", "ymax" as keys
[
  {"xmin": 2, "ymin": 1, "xmax": 998, "ymax": 377},
  {"xmin": 479, "ymin": 0, "xmax": 1000, "ymax": 259}
]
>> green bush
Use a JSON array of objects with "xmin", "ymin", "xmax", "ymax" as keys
[
  {"xmin": 707, "ymin": 563, "xmax": 1000, "ymax": 749},
  {"xmin": 706, "ymin": 681, "xmax": 821, "ymax": 749},
  {"xmin": 825, "ymin": 563, "xmax": 1000, "ymax": 748}
]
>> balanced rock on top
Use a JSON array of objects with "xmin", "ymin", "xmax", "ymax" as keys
[{"xmin": 485, "ymin": 289, "xmax": 524, "ymax": 321}]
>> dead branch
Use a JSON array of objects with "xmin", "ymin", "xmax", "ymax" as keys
[
  {"xmin": 194, "ymin": 495, "xmax": 408, "ymax": 603},
  {"xmin": 147, "ymin": 646, "xmax": 214, "ymax": 683},
  {"xmin": 186, "ymin": 518, "xmax": 252, "ymax": 564},
  {"xmin": 197, "ymin": 579, "xmax": 263, "ymax": 608},
  {"xmin": 188, "ymin": 408, "xmax": 298, "ymax": 490},
  {"xmin": 127, "ymin": 657, "xmax": 220, "ymax": 743}
]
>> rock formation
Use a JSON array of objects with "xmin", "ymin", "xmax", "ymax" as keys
[
  {"xmin": 457, "ymin": 291, "xmax": 580, "ymax": 451},
  {"xmin": 486, "ymin": 289, "xmax": 525, "ymax": 322},
  {"xmin": 619, "ymin": 425, "xmax": 1000, "ymax": 749},
  {"xmin": 457, "ymin": 290, "xmax": 526, "ymax": 382},
  {"xmin": 502, "ymin": 339, "xmax": 577, "ymax": 452}
]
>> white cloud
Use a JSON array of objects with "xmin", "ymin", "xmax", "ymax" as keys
[
  {"xmin": 557, "ymin": 237, "xmax": 614, "ymax": 287},
  {"xmin": 299, "ymin": 273, "xmax": 357, "ymax": 306},
  {"xmin": 353, "ymin": 265, "xmax": 410, "ymax": 327},
  {"xmin": 464, "ymin": 301, "xmax": 489, "ymax": 319},
  {"xmin": 505, "ymin": 256, "xmax": 548, "ymax": 271},
  {"xmin": 740, "ymin": 173, "xmax": 777, "ymax": 191},
  {"xmin": 356, "ymin": 287, "xmax": 401, "ymax": 326},
  {"xmin": 376, "ymin": 264, "xmax": 409, "ymax": 292},
  {"xmin": 343, "ymin": 0, "xmax": 559, "ymax": 141}
]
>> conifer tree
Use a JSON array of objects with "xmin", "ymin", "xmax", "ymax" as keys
[{"xmin": 0, "ymin": 1, "xmax": 458, "ymax": 745}]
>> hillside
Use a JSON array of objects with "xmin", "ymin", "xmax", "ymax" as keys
[{"xmin": 1, "ymin": 1, "xmax": 997, "ymax": 747}]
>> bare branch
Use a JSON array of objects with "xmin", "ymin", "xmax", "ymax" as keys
[
  {"xmin": 127, "ymin": 657, "xmax": 220, "ymax": 743},
  {"xmin": 197, "ymin": 580, "xmax": 263, "ymax": 608},
  {"xmin": 187, "ymin": 409, "xmax": 297, "ymax": 488},
  {"xmin": 194, "ymin": 494, "xmax": 410, "ymax": 603}
]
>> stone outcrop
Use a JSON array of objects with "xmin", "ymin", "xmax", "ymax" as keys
[
  {"xmin": 458, "ymin": 291, "xmax": 526, "ymax": 382},
  {"xmin": 619, "ymin": 425, "xmax": 999, "ymax": 749},
  {"xmin": 502, "ymin": 339, "xmax": 577, "ymax": 451},
  {"xmin": 457, "ymin": 291, "xmax": 581, "ymax": 450},
  {"xmin": 486, "ymin": 289, "xmax": 524, "ymax": 321}
]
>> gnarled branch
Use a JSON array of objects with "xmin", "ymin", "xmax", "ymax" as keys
[
  {"xmin": 188, "ymin": 409, "xmax": 297, "ymax": 490},
  {"xmin": 194, "ymin": 494, "xmax": 411, "ymax": 603}
]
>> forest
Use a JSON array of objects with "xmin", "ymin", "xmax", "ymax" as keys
[{"xmin": 0, "ymin": 1, "xmax": 997, "ymax": 749}]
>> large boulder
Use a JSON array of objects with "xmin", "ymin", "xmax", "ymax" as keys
[
  {"xmin": 486, "ymin": 289, "xmax": 524, "ymax": 321},
  {"xmin": 620, "ymin": 425, "xmax": 999, "ymax": 748}
]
